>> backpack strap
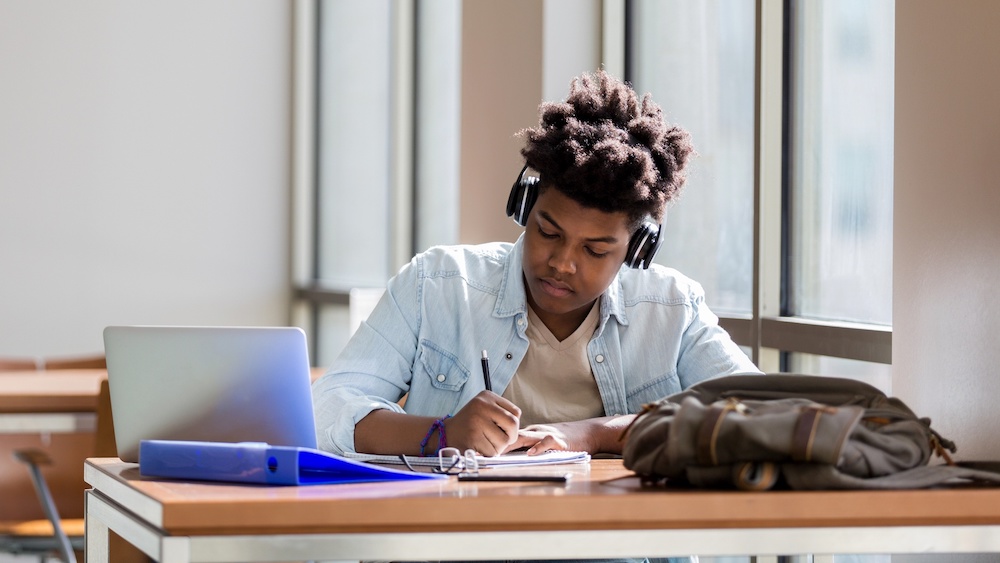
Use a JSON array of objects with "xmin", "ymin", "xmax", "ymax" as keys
[
  {"xmin": 695, "ymin": 398, "xmax": 745, "ymax": 465},
  {"xmin": 791, "ymin": 405, "xmax": 839, "ymax": 462}
]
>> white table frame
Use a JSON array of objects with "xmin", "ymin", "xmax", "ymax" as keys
[
  {"xmin": 0, "ymin": 412, "xmax": 96, "ymax": 434},
  {"xmin": 83, "ymin": 470, "xmax": 1000, "ymax": 563},
  {"xmin": 0, "ymin": 370, "xmax": 104, "ymax": 434}
]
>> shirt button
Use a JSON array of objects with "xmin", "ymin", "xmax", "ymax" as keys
[
  {"xmin": 517, "ymin": 318, "xmax": 525, "ymax": 327},
  {"xmin": 595, "ymin": 354, "xmax": 605, "ymax": 363},
  {"xmin": 505, "ymin": 353, "xmax": 513, "ymax": 360},
  {"xmin": 436, "ymin": 374, "xmax": 446, "ymax": 382}
]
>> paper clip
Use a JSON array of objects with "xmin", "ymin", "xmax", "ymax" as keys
[{"xmin": 435, "ymin": 447, "xmax": 479, "ymax": 475}]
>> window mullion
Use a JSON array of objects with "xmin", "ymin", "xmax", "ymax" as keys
[
  {"xmin": 389, "ymin": 0, "xmax": 415, "ymax": 271},
  {"xmin": 752, "ymin": 0, "xmax": 784, "ymax": 372}
]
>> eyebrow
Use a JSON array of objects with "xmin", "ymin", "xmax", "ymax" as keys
[{"xmin": 539, "ymin": 211, "xmax": 620, "ymax": 244}]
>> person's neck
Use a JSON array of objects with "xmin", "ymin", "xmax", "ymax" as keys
[{"xmin": 527, "ymin": 297, "xmax": 598, "ymax": 342}]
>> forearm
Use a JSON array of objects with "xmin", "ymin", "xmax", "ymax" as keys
[
  {"xmin": 355, "ymin": 409, "xmax": 442, "ymax": 456},
  {"xmin": 518, "ymin": 414, "xmax": 638, "ymax": 455},
  {"xmin": 590, "ymin": 414, "xmax": 637, "ymax": 454}
]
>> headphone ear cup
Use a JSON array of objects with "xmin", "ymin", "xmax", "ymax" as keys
[
  {"xmin": 506, "ymin": 166, "xmax": 539, "ymax": 227},
  {"xmin": 624, "ymin": 222, "xmax": 663, "ymax": 269}
]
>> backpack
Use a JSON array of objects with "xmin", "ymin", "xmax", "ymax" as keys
[{"xmin": 622, "ymin": 374, "xmax": 1000, "ymax": 490}]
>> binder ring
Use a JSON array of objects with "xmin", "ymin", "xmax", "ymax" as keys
[{"xmin": 435, "ymin": 447, "xmax": 479, "ymax": 475}]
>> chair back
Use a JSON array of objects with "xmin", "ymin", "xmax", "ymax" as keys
[{"xmin": 95, "ymin": 379, "xmax": 117, "ymax": 457}]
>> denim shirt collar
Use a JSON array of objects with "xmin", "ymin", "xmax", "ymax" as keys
[
  {"xmin": 494, "ymin": 233, "xmax": 629, "ymax": 331},
  {"xmin": 493, "ymin": 234, "xmax": 527, "ymax": 319}
]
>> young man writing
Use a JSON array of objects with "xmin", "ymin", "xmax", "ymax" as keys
[{"xmin": 313, "ymin": 70, "xmax": 760, "ymax": 459}]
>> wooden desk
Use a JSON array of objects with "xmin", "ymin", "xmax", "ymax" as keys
[
  {"xmin": 0, "ymin": 369, "xmax": 106, "ymax": 433},
  {"xmin": 84, "ymin": 457, "xmax": 1000, "ymax": 562},
  {"xmin": 0, "ymin": 369, "xmax": 106, "ymax": 521}
]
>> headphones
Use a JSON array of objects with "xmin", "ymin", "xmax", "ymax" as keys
[{"xmin": 506, "ymin": 165, "xmax": 663, "ymax": 269}]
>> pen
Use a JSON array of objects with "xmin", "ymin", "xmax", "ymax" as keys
[
  {"xmin": 458, "ymin": 473, "xmax": 570, "ymax": 483},
  {"xmin": 481, "ymin": 349, "xmax": 492, "ymax": 392}
]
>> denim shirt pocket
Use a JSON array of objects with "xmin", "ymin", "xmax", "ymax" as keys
[{"xmin": 417, "ymin": 340, "xmax": 471, "ymax": 393}]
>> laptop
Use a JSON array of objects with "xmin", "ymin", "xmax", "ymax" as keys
[{"xmin": 103, "ymin": 325, "xmax": 318, "ymax": 463}]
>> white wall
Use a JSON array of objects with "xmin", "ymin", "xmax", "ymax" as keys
[
  {"xmin": 893, "ymin": 8, "xmax": 1000, "ymax": 557},
  {"xmin": 459, "ymin": 0, "xmax": 543, "ymax": 245},
  {"xmin": 458, "ymin": 0, "xmax": 603, "ymax": 246},
  {"xmin": 0, "ymin": 1, "xmax": 292, "ymax": 357},
  {"xmin": 894, "ymin": 0, "xmax": 1000, "ymax": 465}
]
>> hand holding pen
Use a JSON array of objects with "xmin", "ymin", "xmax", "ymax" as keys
[
  {"xmin": 439, "ymin": 349, "xmax": 518, "ymax": 455},
  {"xmin": 448, "ymin": 392, "xmax": 520, "ymax": 456}
]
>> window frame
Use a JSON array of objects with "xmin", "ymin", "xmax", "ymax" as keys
[{"xmin": 744, "ymin": 0, "xmax": 891, "ymax": 370}]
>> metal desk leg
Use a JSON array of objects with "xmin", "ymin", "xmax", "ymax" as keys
[
  {"xmin": 85, "ymin": 491, "xmax": 110, "ymax": 563},
  {"xmin": 85, "ymin": 489, "xmax": 192, "ymax": 563}
]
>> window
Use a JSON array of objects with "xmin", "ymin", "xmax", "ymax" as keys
[
  {"xmin": 628, "ymin": 0, "xmax": 893, "ymax": 383},
  {"xmin": 292, "ymin": 0, "xmax": 401, "ymax": 366},
  {"xmin": 315, "ymin": 0, "xmax": 396, "ymax": 288},
  {"xmin": 293, "ymin": 0, "xmax": 461, "ymax": 366},
  {"xmin": 788, "ymin": 0, "xmax": 894, "ymax": 326},
  {"xmin": 295, "ymin": 1, "xmax": 894, "ymax": 382},
  {"xmin": 783, "ymin": 0, "xmax": 894, "ymax": 387},
  {"xmin": 629, "ymin": 0, "xmax": 757, "ymax": 317}
]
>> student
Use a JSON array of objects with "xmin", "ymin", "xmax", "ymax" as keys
[{"xmin": 313, "ymin": 69, "xmax": 760, "ymax": 459}]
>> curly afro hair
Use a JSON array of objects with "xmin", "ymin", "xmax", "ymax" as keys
[{"xmin": 519, "ymin": 70, "xmax": 693, "ymax": 227}]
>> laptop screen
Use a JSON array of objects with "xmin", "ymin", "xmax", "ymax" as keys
[{"xmin": 104, "ymin": 325, "xmax": 318, "ymax": 463}]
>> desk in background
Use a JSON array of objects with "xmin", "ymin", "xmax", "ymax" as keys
[
  {"xmin": 2, "ymin": 368, "xmax": 327, "ymax": 434},
  {"xmin": 0, "ymin": 369, "xmax": 106, "ymax": 522},
  {"xmin": 0, "ymin": 369, "xmax": 106, "ymax": 434},
  {"xmin": 84, "ymin": 457, "xmax": 1000, "ymax": 563}
]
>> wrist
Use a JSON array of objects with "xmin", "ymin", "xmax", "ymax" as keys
[
  {"xmin": 419, "ymin": 415, "xmax": 452, "ymax": 456},
  {"xmin": 597, "ymin": 414, "xmax": 635, "ymax": 454}
]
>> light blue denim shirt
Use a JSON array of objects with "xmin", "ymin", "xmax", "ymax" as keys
[{"xmin": 313, "ymin": 234, "xmax": 760, "ymax": 455}]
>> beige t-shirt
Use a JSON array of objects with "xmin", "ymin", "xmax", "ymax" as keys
[{"xmin": 502, "ymin": 300, "xmax": 605, "ymax": 427}]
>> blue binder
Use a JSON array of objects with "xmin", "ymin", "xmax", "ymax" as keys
[{"xmin": 139, "ymin": 440, "xmax": 446, "ymax": 485}]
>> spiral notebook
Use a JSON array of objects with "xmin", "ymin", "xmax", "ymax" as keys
[{"xmin": 343, "ymin": 449, "xmax": 590, "ymax": 468}]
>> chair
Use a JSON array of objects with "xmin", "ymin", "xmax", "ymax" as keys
[
  {"xmin": 0, "ymin": 450, "xmax": 85, "ymax": 562},
  {"xmin": 0, "ymin": 358, "xmax": 110, "ymax": 562}
]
